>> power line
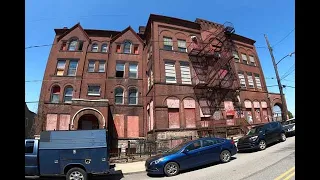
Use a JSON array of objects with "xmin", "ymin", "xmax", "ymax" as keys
[
  {"xmin": 283, "ymin": 85, "xmax": 295, "ymax": 89},
  {"xmin": 281, "ymin": 69, "xmax": 295, "ymax": 81},
  {"xmin": 272, "ymin": 28, "xmax": 295, "ymax": 48}
]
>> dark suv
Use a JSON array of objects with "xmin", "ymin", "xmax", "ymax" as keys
[{"xmin": 237, "ymin": 121, "xmax": 286, "ymax": 152}]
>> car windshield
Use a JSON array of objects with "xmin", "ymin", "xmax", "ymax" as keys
[
  {"xmin": 166, "ymin": 141, "xmax": 190, "ymax": 153},
  {"xmin": 247, "ymin": 126, "xmax": 264, "ymax": 135}
]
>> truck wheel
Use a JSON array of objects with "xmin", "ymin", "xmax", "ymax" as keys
[{"xmin": 66, "ymin": 167, "xmax": 87, "ymax": 180}]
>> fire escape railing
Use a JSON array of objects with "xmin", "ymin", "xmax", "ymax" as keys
[{"xmin": 188, "ymin": 22, "xmax": 240, "ymax": 116}]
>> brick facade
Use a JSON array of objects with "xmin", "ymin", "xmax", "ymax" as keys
[{"xmin": 36, "ymin": 14, "xmax": 287, "ymax": 148}]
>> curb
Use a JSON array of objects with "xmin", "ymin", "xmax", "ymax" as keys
[{"xmin": 122, "ymin": 170, "xmax": 146, "ymax": 175}]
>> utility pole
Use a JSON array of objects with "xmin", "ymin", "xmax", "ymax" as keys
[{"xmin": 264, "ymin": 34, "xmax": 288, "ymax": 121}]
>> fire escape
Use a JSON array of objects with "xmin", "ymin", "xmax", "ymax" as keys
[{"xmin": 188, "ymin": 22, "xmax": 241, "ymax": 135}]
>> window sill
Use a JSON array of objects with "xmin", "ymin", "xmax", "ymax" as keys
[
  {"xmin": 116, "ymin": 52, "xmax": 140, "ymax": 55},
  {"xmin": 87, "ymin": 94, "xmax": 101, "ymax": 97},
  {"xmin": 88, "ymin": 51, "xmax": 109, "ymax": 54},
  {"xmin": 59, "ymin": 50, "xmax": 83, "ymax": 52},
  {"xmin": 50, "ymin": 75, "xmax": 81, "ymax": 78},
  {"xmin": 160, "ymin": 48, "xmax": 188, "ymax": 54},
  {"xmin": 88, "ymin": 71, "xmax": 106, "ymax": 73}
]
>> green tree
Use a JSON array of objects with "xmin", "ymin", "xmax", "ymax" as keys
[{"xmin": 288, "ymin": 111, "xmax": 294, "ymax": 119}]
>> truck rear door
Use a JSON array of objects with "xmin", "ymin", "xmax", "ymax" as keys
[{"xmin": 25, "ymin": 140, "xmax": 39, "ymax": 175}]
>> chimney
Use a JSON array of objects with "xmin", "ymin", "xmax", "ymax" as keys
[
  {"xmin": 63, "ymin": 27, "xmax": 68, "ymax": 29},
  {"xmin": 139, "ymin": 26, "xmax": 146, "ymax": 34}
]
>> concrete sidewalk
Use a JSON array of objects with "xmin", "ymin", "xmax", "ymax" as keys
[{"xmin": 114, "ymin": 161, "xmax": 146, "ymax": 174}]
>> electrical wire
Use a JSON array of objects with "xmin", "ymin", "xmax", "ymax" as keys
[{"xmin": 272, "ymin": 28, "xmax": 295, "ymax": 48}]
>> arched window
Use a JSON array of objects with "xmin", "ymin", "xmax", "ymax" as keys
[
  {"xmin": 123, "ymin": 41, "xmax": 132, "ymax": 54},
  {"xmin": 115, "ymin": 87, "xmax": 124, "ymax": 104},
  {"xmin": 128, "ymin": 88, "xmax": 138, "ymax": 105},
  {"xmin": 91, "ymin": 43, "xmax": 98, "ymax": 52},
  {"xmin": 51, "ymin": 86, "xmax": 61, "ymax": 103},
  {"xmin": 101, "ymin": 44, "xmax": 108, "ymax": 52},
  {"xmin": 68, "ymin": 39, "xmax": 78, "ymax": 51},
  {"xmin": 63, "ymin": 86, "xmax": 73, "ymax": 103}
]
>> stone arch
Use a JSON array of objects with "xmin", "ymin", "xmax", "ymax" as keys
[
  {"xmin": 71, "ymin": 108, "xmax": 105, "ymax": 130},
  {"xmin": 163, "ymin": 96, "xmax": 180, "ymax": 106},
  {"xmin": 160, "ymin": 30, "xmax": 175, "ymax": 37}
]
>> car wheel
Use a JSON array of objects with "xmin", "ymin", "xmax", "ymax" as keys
[
  {"xmin": 66, "ymin": 167, "xmax": 87, "ymax": 180},
  {"xmin": 164, "ymin": 162, "xmax": 179, "ymax": 177},
  {"xmin": 280, "ymin": 133, "xmax": 286, "ymax": 142},
  {"xmin": 258, "ymin": 140, "xmax": 267, "ymax": 151},
  {"xmin": 220, "ymin": 150, "xmax": 231, "ymax": 163}
]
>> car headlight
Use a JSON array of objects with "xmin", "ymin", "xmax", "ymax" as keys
[
  {"xmin": 249, "ymin": 135, "xmax": 258, "ymax": 141},
  {"xmin": 150, "ymin": 158, "xmax": 164, "ymax": 165},
  {"xmin": 291, "ymin": 125, "xmax": 295, "ymax": 131}
]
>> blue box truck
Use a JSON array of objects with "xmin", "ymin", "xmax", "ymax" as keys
[{"xmin": 25, "ymin": 129, "xmax": 112, "ymax": 180}]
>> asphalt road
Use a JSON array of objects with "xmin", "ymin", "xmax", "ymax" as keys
[
  {"xmin": 29, "ymin": 136, "xmax": 295, "ymax": 180},
  {"xmin": 111, "ymin": 136, "xmax": 295, "ymax": 180}
]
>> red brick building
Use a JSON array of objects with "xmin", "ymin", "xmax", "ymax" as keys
[{"xmin": 36, "ymin": 14, "xmax": 287, "ymax": 149}]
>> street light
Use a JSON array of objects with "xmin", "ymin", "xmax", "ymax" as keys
[{"xmin": 276, "ymin": 52, "xmax": 295, "ymax": 65}]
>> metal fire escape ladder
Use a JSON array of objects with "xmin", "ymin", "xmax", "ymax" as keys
[{"xmin": 188, "ymin": 22, "xmax": 239, "ymax": 116}]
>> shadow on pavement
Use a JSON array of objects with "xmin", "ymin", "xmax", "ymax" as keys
[{"xmin": 147, "ymin": 157, "xmax": 237, "ymax": 178}]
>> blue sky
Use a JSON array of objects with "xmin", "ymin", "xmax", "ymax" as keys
[{"xmin": 25, "ymin": 0, "xmax": 295, "ymax": 115}]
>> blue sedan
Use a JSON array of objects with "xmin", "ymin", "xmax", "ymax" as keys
[{"xmin": 145, "ymin": 137, "xmax": 237, "ymax": 176}]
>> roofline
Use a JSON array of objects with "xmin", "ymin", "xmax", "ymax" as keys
[
  {"xmin": 231, "ymin": 34, "xmax": 256, "ymax": 45},
  {"xmin": 145, "ymin": 14, "xmax": 201, "ymax": 37}
]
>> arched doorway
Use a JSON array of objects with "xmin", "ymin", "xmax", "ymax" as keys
[
  {"xmin": 71, "ymin": 108, "xmax": 105, "ymax": 130},
  {"xmin": 78, "ymin": 114, "xmax": 99, "ymax": 130},
  {"xmin": 272, "ymin": 104, "xmax": 282, "ymax": 121}
]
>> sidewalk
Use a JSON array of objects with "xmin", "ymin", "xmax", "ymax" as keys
[{"xmin": 114, "ymin": 161, "xmax": 146, "ymax": 174}]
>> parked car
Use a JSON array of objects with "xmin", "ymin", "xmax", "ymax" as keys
[
  {"xmin": 282, "ymin": 118, "xmax": 295, "ymax": 136},
  {"xmin": 237, "ymin": 121, "xmax": 286, "ymax": 152},
  {"xmin": 145, "ymin": 137, "xmax": 237, "ymax": 176}
]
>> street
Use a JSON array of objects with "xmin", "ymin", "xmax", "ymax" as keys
[
  {"xmin": 110, "ymin": 136, "xmax": 295, "ymax": 180},
  {"xmin": 32, "ymin": 136, "xmax": 295, "ymax": 180}
]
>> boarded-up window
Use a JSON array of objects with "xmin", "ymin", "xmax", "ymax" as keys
[
  {"xmin": 184, "ymin": 99, "xmax": 196, "ymax": 128},
  {"xmin": 168, "ymin": 108, "xmax": 180, "ymax": 128},
  {"xmin": 261, "ymin": 101, "xmax": 268, "ymax": 108},
  {"xmin": 185, "ymin": 109, "xmax": 196, "ymax": 128},
  {"xmin": 180, "ymin": 62, "xmax": 192, "ymax": 84},
  {"xmin": 46, "ymin": 114, "xmax": 58, "ymax": 131},
  {"xmin": 114, "ymin": 114, "xmax": 124, "ymax": 137},
  {"xmin": 253, "ymin": 101, "xmax": 260, "ymax": 108},
  {"xmin": 127, "ymin": 116, "xmax": 139, "ymax": 137},
  {"xmin": 262, "ymin": 109, "xmax": 268, "ymax": 122},
  {"xmin": 59, "ymin": 114, "xmax": 70, "ymax": 130},
  {"xmin": 224, "ymin": 101, "xmax": 235, "ymax": 116},
  {"xmin": 167, "ymin": 99, "xmax": 179, "ymax": 108},
  {"xmin": 244, "ymin": 100, "xmax": 252, "ymax": 108},
  {"xmin": 165, "ymin": 61, "xmax": 176, "ymax": 83},
  {"xmin": 255, "ymin": 108, "xmax": 261, "ymax": 122}
]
